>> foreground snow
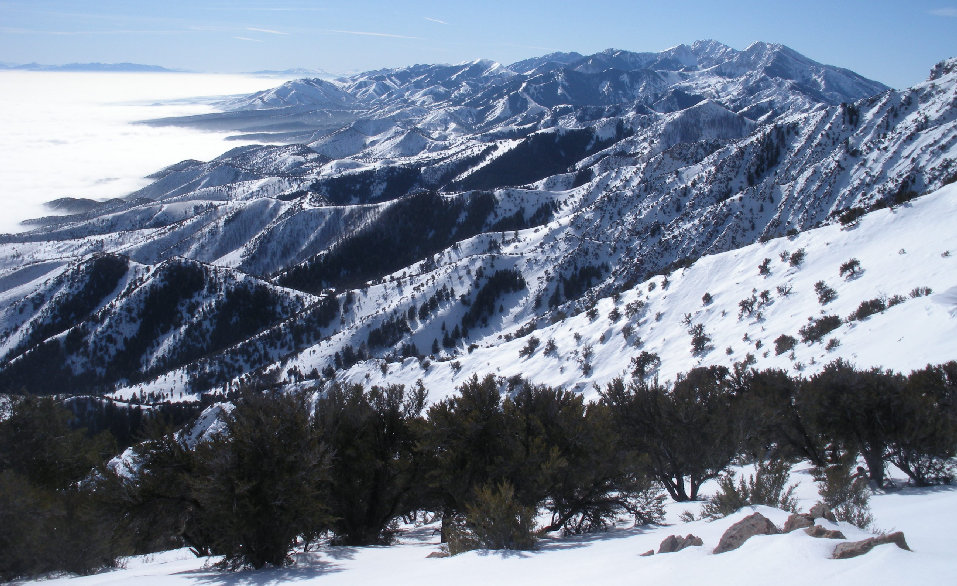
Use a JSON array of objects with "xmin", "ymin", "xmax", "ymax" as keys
[{"xmin": 29, "ymin": 466, "xmax": 956, "ymax": 585}]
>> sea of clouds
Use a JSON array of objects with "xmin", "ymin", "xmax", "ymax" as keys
[{"xmin": 0, "ymin": 71, "xmax": 290, "ymax": 234}]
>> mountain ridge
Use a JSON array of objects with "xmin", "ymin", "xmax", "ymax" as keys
[{"xmin": 0, "ymin": 43, "xmax": 953, "ymax": 399}]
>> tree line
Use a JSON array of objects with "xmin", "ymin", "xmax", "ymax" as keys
[{"xmin": 1, "ymin": 359, "xmax": 954, "ymax": 578}]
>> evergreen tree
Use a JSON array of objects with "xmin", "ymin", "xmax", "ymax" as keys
[
  {"xmin": 191, "ymin": 389, "xmax": 329, "ymax": 569},
  {"xmin": 601, "ymin": 367, "xmax": 737, "ymax": 501},
  {"xmin": 314, "ymin": 381, "xmax": 427, "ymax": 545},
  {"xmin": 802, "ymin": 360, "xmax": 904, "ymax": 487},
  {"xmin": 0, "ymin": 397, "xmax": 125, "ymax": 580},
  {"xmin": 423, "ymin": 374, "xmax": 516, "ymax": 541}
]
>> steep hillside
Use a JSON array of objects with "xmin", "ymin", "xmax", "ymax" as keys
[{"xmin": 0, "ymin": 48, "xmax": 953, "ymax": 398}]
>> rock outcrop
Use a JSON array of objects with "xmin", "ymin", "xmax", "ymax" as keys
[
  {"xmin": 805, "ymin": 525, "xmax": 846, "ymax": 540},
  {"xmin": 658, "ymin": 534, "xmax": 704, "ymax": 554},
  {"xmin": 713, "ymin": 512, "xmax": 780, "ymax": 554},
  {"xmin": 832, "ymin": 532, "xmax": 911, "ymax": 559}
]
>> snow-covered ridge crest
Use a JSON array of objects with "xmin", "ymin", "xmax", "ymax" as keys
[{"xmin": 0, "ymin": 44, "xmax": 953, "ymax": 399}]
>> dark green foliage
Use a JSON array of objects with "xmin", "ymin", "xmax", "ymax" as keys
[
  {"xmin": 630, "ymin": 350, "xmax": 661, "ymax": 380},
  {"xmin": 799, "ymin": 315, "xmax": 842, "ymax": 343},
  {"xmin": 803, "ymin": 361, "xmax": 904, "ymax": 487},
  {"xmin": 839, "ymin": 258, "xmax": 863, "ymax": 279},
  {"xmin": 601, "ymin": 367, "xmax": 737, "ymax": 501},
  {"xmin": 888, "ymin": 363, "xmax": 957, "ymax": 485},
  {"xmin": 518, "ymin": 336, "xmax": 540, "ymax": 358},
  {"xmin": 813, "ymin": 452, "xmax": 873, "ymax": 529},
  {"xmin": 126, "ymin": 431, "xmax": 209, "ymax": 556},
  {"xmin": 688, "ymin": 323, "xmax": 711, "ymax": 355},
  {"xmin": 734, "ymin": 368, "xmax": 825, "ymax": 465},
  {"xmin": 207, "ymin": 282, "xmax": 286, "ymax": 352},
  {"xmin": 701, "ymin": 459, "xmax": 798, "ymax": 519},
  {"xmin": 425, "ymin": 376, "xmax": 661, "ymax": 546},
  {"xmin": 789, "ymin": 248, "xmax": 806, "ymax": 267},
  {"xmin": 66, "ymin": 396, "xmax": 202, "ymax": 451},
  {"xmin": 774, "ymin": 334, "xmax": 797, "ymax": 355},
  {"xmin": 316, "ymin": 164, "xmax": 421, "ymax": 205},
  {"xmin": 279, "ymin": 190, "xmax": 497, "ymax": 293},
  {"xmin": 461, "ymin": 268, "xmax": 526, "ymax": 330},
  {"xmin": 0, "ymin": 397, "xmax": 126, "ymax": 580},
  {"xmin": 424, "ymin": 374, "xmax": 513, "ymax": 540},
  {"xmin": 367, "ymin": 313, "xmax": 413, "ymax": 348},
  {"xmin": 416, "ymin": 284, "xmax": 455, "ymax": 321},
  {"xmin": 557, "ymin": 264, "xmax": 604, "ymax": 305},
  {"xmin": 452, "ymin": 128, "xmax": 614, "ymax": 191},
  {"xmin": 848, "ymin": 297, "xmax": 886, "ymax": 321},
  {"xmin": 0, "ymin": 396, "xmax": 115, "ymax": 490},
  {"xmin": 814, "ymin": 280, "xmax": 837, "ymax": 304},
  {"xmin": 457, "ymin": 481, "xmax": 536, "ymax": 552},
  {"xmin": 838, "ymin": 206, "xmax": 867, "ymax": 225},
  {"xmin": 14, "ymin": 253, "xmax": 128, "ymax": 355},
  {"xmin": 747, "ymin": 126, "xmax": 786, "ymax": 186},
  {"xmin": 191, "ymin": 390, "xmax": 329, "ymax": 569},
  {"xmin": 112, "ymin": 261, "xmax": 206, "ymax": 379},
  {"xmin": 314, "ymin": 382, "xmax": 427, "ymax": 545},
  {"xmin": 758, "ymin": 257, "xmax": 772, "ymax": 276}
]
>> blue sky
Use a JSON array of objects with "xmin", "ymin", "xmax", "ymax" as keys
[{"xmin": 1, "ymin": 0, "xmax": 955, "ymax": 87}]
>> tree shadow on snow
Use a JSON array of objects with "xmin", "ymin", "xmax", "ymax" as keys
[
  {"xmin": 179, "ymin": 551, "xmax": 346, "ymax": 586},
  {"xmin": 535, "ymin": 524, "xmax": 661, "ymax": 553}
]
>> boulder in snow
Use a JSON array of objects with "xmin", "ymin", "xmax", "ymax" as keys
[
  {"xmin": 808, "ymin": 503, "xmax": 837, "ymax": 523},
  {"xmin": 713, "ymin": 512, "xmax": 779, "ymax": 554},
  {"xmin": 832, "ymin": 532, "xmax": 911, "ymax": 559},
  {"xmin": 783, "ymin": 513, "xmax": 814, "ymax": 532},
  {"xmin": 657, "ymin": 534, "xmax": 703, "ymax": 553},
  {"xmin": 805, "ymin": 525, "xmax": 846, "ymax": 540}
]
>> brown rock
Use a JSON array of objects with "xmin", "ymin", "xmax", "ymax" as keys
[
  {"xmin": 809, "ymin": 503, "xmax": 837, "ymax": 523},
  {"xmin": 783, "ymin": 513, "xmax": 814, "ymax": 532},
  {"xmin": 657, "ymin": 534, "xmax": 704, "ymax": 554},
  {"xmin": 426, "ymin": 551, "xmax": 450, "ymax": 559},
  {"xmin": 805, "ymin": 525, "xmax": 846, "ymax": 540},
  {"xmin": 640, "ymin": 549, "xmax": 655, "ymax": 557},
  {"xmin": 833, "ymin": 532, "xmax": 910, "ymax": 559},
  {"xmin": 713, "ymin": 512, "xmax": 780, "ymax": 554}
]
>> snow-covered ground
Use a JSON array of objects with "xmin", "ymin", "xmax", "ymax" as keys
[
  {"xmin": 27, "ymin": 464, "xmax": 956, "ymax": 585},
  {"xmin": 320, "ymin": 182, "xmax": 957, "ymax": 403}
]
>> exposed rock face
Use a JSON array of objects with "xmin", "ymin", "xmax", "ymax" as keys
[
  {"xmin": 657, "ymin": 534, "xmax": 704, "ymax": 553},
  {"xmin": 809, "ymin": 503, "xmax": 837, "ymax": 523},
  {"xmin": 640, "ymin": 549, "xmax": 655, "ymax": 557},
  {"xmin": 832, "ymin": 532, "xmax": 911, "ymax": 559},
  {"xmin": 713, "ymin": 512, "xmax": 780, "ymax": 554},
  {"xmin": 805, "ymin": 525, "xmax": 846, "ymax": 540},
  {"xmin": 426, "ymin": 551, "xmax": 449, "ymax": 559},
  {"xmin": 783, "ymin": 513, "xmax": 814, "ymax": 532}
]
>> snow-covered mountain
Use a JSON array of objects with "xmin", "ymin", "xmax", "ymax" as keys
[{"xmin": 0, "ymin": 44, "xmax": 954, "ymax": 399}]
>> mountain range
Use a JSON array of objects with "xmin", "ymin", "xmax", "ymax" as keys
[{"xmin": 0, "ymin": 40, "xmax": 954, "ymax": 401}]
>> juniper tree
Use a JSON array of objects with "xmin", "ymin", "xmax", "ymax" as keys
[
  {"xmin": 601, "ymin": 367, "xmax": 737, "ymax": 501},
  {"xmin": 314, "ymin": 381, "xmax": 427, "ymax": 545},
  {"xmin": 191, "ymin": 389, "xmax": 329, "ymax": 569}
]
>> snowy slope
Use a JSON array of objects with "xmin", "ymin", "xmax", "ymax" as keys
[
  {"xmin": 313, "ymin": 183, "xmax": 957, "ymax": 402},
  {"xmin": 0, "ymin": 48, "xmax": 953, "ymax": 399}
]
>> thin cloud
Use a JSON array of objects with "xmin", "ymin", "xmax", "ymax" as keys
[
  {"xmin": 326, "ymin": 29, "xmax": 420, "ymax": 40},
  {"xmin": 0, "ymin": 27, "xmax": 186, "ymax": 36},
  {"xmin": 247, "ymin": 27, "xmax": 289, "ymax": 35},
  {"xmin": 233, "ymin": 36, "xmax": 263, "ymax": 42},
  {"xmin": 929, "ymin": 7, "xmax": 957, "ymax": 16},
  {"xmin": 424, "ymin": 17, "xmax": 448, "ymax": 25}
]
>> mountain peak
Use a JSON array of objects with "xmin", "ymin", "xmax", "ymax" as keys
[{"xmin": 929, "ymin": 57, "xmax": 957, "ymax": 81}]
